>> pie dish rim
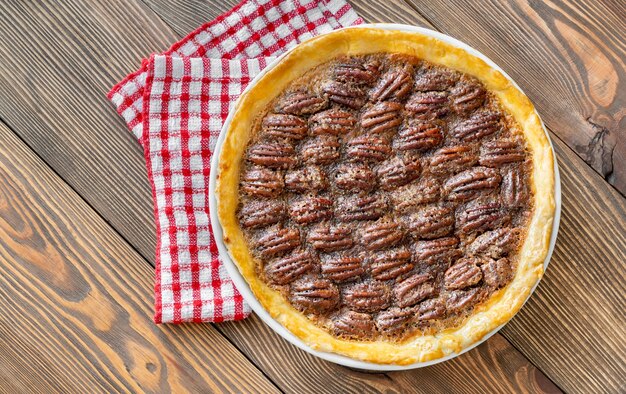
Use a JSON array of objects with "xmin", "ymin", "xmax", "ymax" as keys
[{"xmin": 210, "ymin": 24, "xmax": 560, "ymax": 368}]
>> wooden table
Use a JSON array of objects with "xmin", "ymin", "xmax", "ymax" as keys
[{"xmin": 0, "ymin": 1, "xmax": 624, "ymax": 392}]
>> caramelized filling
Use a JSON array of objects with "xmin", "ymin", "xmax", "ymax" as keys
[{"xmin": 237, "ymin": 54, "xmax": 533, "ymax": 341}]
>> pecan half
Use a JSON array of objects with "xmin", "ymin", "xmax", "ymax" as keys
[
  {"xmin": 285, "ymin": 166, "xmax": 327, "ymax": 192},
  {"xmin": 334, "ymin": 163, "xmax": 376, "ymax": 192},
  {"xmin": 417, "ymin": 298, "xmax": 446, "ymax": 321},
  {"xmin": 360, "ymin": 102, "xmax": 403, "ymax": 134},
  {"xmin": 481, "ymin": 258, "xmax": 514, "ymax": 288},
  {"xmin": 289, "ymin": 197, "xmax": 333, "ymax": 225},
  {"xmin": 468, "ymin": 227, "xmax": 522, "ymax": 258},
  {"xmin": 262, "ymin": 114, "xmax": 308, "ymax": 140},
  {"xmin": 413, "ymin": 237, "xmax": 462, "ymax": 268},
  {"xmin": 309, "ymin": 108, "xmax": 356, "ymax": 136},
  {"xmin": 301, "ymin": 135, "xmax": 340, "ymax": 165},
  {"xmin": 377, "ymin": 156, "xmax": 421, "ymax": 190},
  {"xmin": 336, "ymin": 194, "xmax": 387, "ymax": 222},
  {"xmin": 446, "ymin": 287, "xmax": 487, "ymax": 313},
  {"xmin": 501, "ymin": 167, "xmax": 530, "ymax": 208},
  {"xmin": 264, "ymin": 249, "xmax": 316, "ymax": 285},
  {"xmin": 240, "ymin": 167, "xmax": 284, "ymax": 198},
  {"xmin": 457, "ymin": 199, "xmax": 511, "ymax": 235},
  {"xmin": 395, "ymin": 121, "xmax": 444, "ymax": 151},
  {"xmin": 323, "ymin": 81, "xmax": 366, "ymax": 109},
  {"xmin": 451, "ymin": 110, "xmax": 501, "ymax": 142},
  {"xmin": 450, "ymin": 81, "xmax": 486, "ymax": 115},
  {"xmin": 405, "ymin": 205, "xmax": 455, "ymax": 239},
  {"xmin": 444, "ymin": 258, "xmax": 483, "ymax": 290},
  {"xmin": 247, "ymin": 142, "xmax": 295, "ymax": 169},
  {"xmin": 405, "ymin": 91, "xmax": 449, "ymax": 119},
  {"xmin": 275, "ymin": 91, "xmax": 328, "ymax": 115},
  {"xmin": 333, "ymin": 311, "xmax": 376, "ymax": 339},
  {"xmin": 321, "ymin": 256, "xmax": 364, "ymax": 282},
  {"xmin": 290, "ymin": 277, "xmax": 339, "ymax": 313},
  {"xmin": 394, "ymin": 273, "xmax": 436, "ymax": 307},
  {"xmin": 376, "ymin": 307, "xmax": 416, "ymax": 335},
  {"xmin": 256, "ymin": 227, "xmax": 300, "ymax": 258},
  {"xmin": 443, "ymin": 166, "xmax": 501, "ymax": 202},
  {"xmin": 333, "ymin": 58, "xmax": 380, "ymax": 85},
  {"xmin": 390, "ymin": 177, "xmax": 440, "ymax": 212},
  {"xmin": 370, "ymin": 66, "xmax": 413, "ymax": 102},
  {"xmin": 343, "ymin": 281, "xmax": 391, "ymax": 312},
  {"xmin": 370, "ymin": 247, "xmax": 414, "ymax": 280},
  {"xmin": 429, "ymin": 145, "xmax": 479, "ymax": 175},
  {"xmin": 239, "ymin": 200, "xmax": 285, "ymax": 229},
  {"xmin": 346, "ymin": 134, "xmax": 392, "ymax": 163},
  {"xmin": 414, "ymin": 67, "xmax": 458, "ymax": 91},
  {"xmin": 361, "ymin": 218, "xmax": 404, "ymax": 250},
  {"xmin": 480, "ymin": 139, "xmax": 526, "ymax": 167},
  {"xmin": 309, "ymin": 224, "xmax": 353, "ymax": 252}
]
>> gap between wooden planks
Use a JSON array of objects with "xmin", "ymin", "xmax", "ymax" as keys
[
  {"xmin": 400, "ymin": 0, "xmax": 626, "ymax": 196},
  {"xmin": 0, "ymin": 0, "xmax": 624, "ymax": 392},
  {"xmin": 355, "ymin": 2, "xmax": 626, "ymax": 392},
  {"xmin": 0, "ymin": 1, "xmax": 564, "ymax": 393},
  {"xmin": 0, "ymin": 122, "xmax": 280, "ymax": 393},
  {"xmin": 120, "ymin": 0, "xmax": 626, "ymax": 392},
  {"xmin": 0, "ymin": 124, "xmax": 560, "ymax": 394},
  {"xmin": 0, "ymin": 1, "xmax": 562, "ymax": 393},
  {"xmin": 143, "ymin": 0, "xmax": 626, "ymax": 197}
]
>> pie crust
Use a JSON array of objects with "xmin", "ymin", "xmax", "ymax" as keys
[{"xmin": 216, "ymin": 27, "xmax": 555, "ymax": 365}]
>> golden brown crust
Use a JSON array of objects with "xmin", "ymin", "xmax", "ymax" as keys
[{"xmin": 216, "ymin": 27, "xmax": 555, "ymax": 365}]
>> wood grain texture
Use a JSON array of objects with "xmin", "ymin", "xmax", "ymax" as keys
[
  {"xmin": 217, "ymin": 313, "xmax": 562, "ymax": 394},
  {"xmin": 141, "ymin": 0, "xmax": 230, "ymax": 37},
  {"xmin": 0, "ymin": 0, "xmax": 560, "ymax": 392},
  {"xmin": 0, "ymin": 119, "xmax": 558, "ymax": 393},
  {"xmin": 0, "ymin": 0, "xmax": 174, "ymax": 262},
  {"xmin": 387, "ymin": 335, "xmax": 561, "ymax": 394},
  {"xmin": 0, "ymin": 0, "xmax": 623, "ymax": 392},
  {"xmin": 0, "ymin": 1, "xmax": 401, "ymax": 392},
  {"xmin": 0, "ymin": 122, "xmax": 279, "ymax": 394},
  {"xmin": 0, "ymin": 129, "xmax": 557, "ymax": 393},
  {"xmin": 355, "ymin": 3, "xmax": 626, "ymax": 391},
  {"xmin": 499, "ymin": 133, "xmax": 626, "ymax": 394},
  {"xmin": 404, "ymin": 0, "xmax": 626, "ymax": 196},
  {"xmin": 136, "ymin": 0, "xmax": 558, "ymax": 392}
]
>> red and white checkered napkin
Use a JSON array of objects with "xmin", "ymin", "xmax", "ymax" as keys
[{"xmin": 108, "ymin": 0, "xmax": 363, "ymax": 323}]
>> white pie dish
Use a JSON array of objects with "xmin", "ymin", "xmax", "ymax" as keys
[{"xmin": 209, "ymin": 23, "xmax": 561, "ymax": 370}]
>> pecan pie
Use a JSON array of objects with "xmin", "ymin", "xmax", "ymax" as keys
[{"xmin": 217, "ymin": 28, "xmax": 555, "ymax": 365}]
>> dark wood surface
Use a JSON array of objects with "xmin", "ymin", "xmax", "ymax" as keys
[
  {"xmin": 0, "ymin": 123, "xmax": 278, "ymax": 394},
  {"xmin": 406, "ymin": 0, "xmax": 626, "ymax": 196},
  {"xmin": 0, "ymin": 0, "xmax": 624, "ymax": 393}
]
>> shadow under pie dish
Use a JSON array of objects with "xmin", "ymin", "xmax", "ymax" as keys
[{"xmin": 212, "ymin": 25, "xmax": 559, "ymax": 367}]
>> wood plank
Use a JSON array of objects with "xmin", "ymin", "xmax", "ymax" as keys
[
  {"xmin": 388, "ymin": 335, "xmax": 561, "ymax": 394},
  {"xmin": 350, "ymin": 0, "xmax": 432, "ymax": 26},
  {"xmin": 0, "ymin": 122, "xmax": 279, "ymax": 393},
  {"xmin": 141, "ymin": 0, "xmax": 229, "ymax": 37},
  {"xmin": 0, "ymin": 0, "xmax": 176, "ymax": 262},
  {"xmin": 0, "ymin": 0, "xmax": 560, "ymax": 392},
  {"xmin": 107, "ymin": 1, "xmax": 561, "ymax": 392},
  {"xmin": 0, "ymin": 2, "xmax": 402, "ymax": 393},
  {"xmin": 354, "ymin": 2, "xmax": 626, "ymax": 391},
  {"xmin": 390, "ymin": 2, "xmax": 626, "ymax": 393},
  {"xmin": 403, "ymin": 0, "xmax": 626, "ymax": 196},
  {"xmin": 499, "ymin": 133, "xmax": 626, "ymax": 393},
  {"xmin": 3, "ymin": 0, "xmax": 616, "ymax": 391}
]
